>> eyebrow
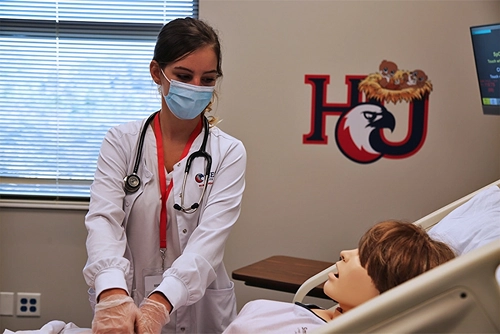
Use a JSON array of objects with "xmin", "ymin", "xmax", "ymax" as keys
[{"xmin": 173, "ymin": 66, "xmax": 218, "ymax": 75}]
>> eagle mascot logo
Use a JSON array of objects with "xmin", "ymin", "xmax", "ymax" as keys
[
  {"xmin": 336, "ymin": 103, "xmax": 395, "ymax": 163},
  {"xmin": 303, "ymin": 60, "xmax": 432, "ymax": 164},
  {"xmin": 194, "ymin": 173, "xmax": 205, "ymax": 184}
]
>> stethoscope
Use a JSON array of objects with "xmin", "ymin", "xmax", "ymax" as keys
[{"xmin": 124, "ymin": 111, "xmax": 212, "ymax": 213}]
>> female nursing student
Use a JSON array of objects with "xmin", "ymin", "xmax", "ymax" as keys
[
  {"xmin": 223, "ymin": 220, "xmax": 456, "ymax": 333},
  {"xmin": 83, "ymin": 17, "xmax": 246, "ymax": 334}
]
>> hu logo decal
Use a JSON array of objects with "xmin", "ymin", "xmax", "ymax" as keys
[{"xmin": 303, "ymin": 61, "xmax": 433, "ymax": 164}]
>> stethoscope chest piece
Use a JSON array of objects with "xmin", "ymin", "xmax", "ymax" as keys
[{"xmin": 124, "ymin": 173, "xmax": 141, "ymax": 193}]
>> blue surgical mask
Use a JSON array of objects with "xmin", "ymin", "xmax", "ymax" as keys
[{"xmin": 161, "ymin": 70, "xmax": 215, "ymax": 120}]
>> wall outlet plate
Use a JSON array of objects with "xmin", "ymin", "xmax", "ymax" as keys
[
  {"xmin": 16, "ymin": 292, "xmax": 41, "ymax": 317},
  {"xmin": 0, "ymin": 292, "xmax": 15, "ymax": 316}
]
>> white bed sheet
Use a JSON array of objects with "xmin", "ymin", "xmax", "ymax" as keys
[{"xmin": 2, "ymin": 321, "xmax": 90, "ymax": 334}]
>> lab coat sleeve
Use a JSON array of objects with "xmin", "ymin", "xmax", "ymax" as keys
[
  {"xmin": 82, "ymin": 124, "xmax": 137, "ymax": 298},
  {"xmin": 154, "ymin": 134, "xmax": 247, "ymax": 309}
]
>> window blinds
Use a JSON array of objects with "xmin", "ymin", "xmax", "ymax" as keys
[{"xmin": 0, "ymin": 0, "xmax": 198, "ymax": 199}]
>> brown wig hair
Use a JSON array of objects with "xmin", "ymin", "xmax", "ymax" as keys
[{"xmin": 358, "ymin": 220, "xmax": 455, "ymax": 294}]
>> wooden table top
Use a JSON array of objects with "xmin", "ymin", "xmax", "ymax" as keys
[{"xmin": 232, "ymin": 255, "xmax": 335, "ymax": 299}]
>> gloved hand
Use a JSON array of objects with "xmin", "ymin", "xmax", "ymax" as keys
[
  {"xmin": 137, "ymin": 298, "xmax": 170, "ymax": 334},
  {"xmin": 91, "ymin": 294, "xmax": 139, "ymax": 334}
]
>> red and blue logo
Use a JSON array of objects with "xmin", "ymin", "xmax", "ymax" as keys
[
  {"xmin": 303, "ymin": 60, "xmax": 432, "ymax": 164},
  {"xmin": 194, "ymin": 173, "xmax": 205, "ymax": 184}
]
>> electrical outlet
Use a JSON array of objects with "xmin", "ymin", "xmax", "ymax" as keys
[{"xmin": 16, "ymin": 292, "xmax": 41, "ymax": 317}]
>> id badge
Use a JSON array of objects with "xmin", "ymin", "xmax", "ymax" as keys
[{"xmin": 143, "ymin": 268, "xmax": 164, "ymax": 296}]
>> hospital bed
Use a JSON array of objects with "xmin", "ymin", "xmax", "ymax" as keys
[{"xmin": 293, "ymin": 178, "xmax": 500, "ymax": 333}]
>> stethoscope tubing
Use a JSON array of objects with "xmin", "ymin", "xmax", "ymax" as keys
[
  {"xmin": 174, "ymin": 116, "xmax": 211, "ymax": 213},
  {"xmin": 124, "ymin": 111, "xmax": 212, "ymax": 214},
  {"xmin": 123, "ymin": 111, "xmax": 159, "ymax": 193}
]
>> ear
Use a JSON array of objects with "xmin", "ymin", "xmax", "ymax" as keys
[{"xmin": 150, "ymin": 60, "xmax": 162, "ymax": 85}]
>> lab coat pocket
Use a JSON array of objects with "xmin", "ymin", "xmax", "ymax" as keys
[{"xmin": 195, "ymin": 281, "xmax": 237, "ymax": 333}]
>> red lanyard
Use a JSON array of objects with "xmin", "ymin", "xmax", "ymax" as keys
[{"xmin": 153, "ymin": 113, "xmax": 202, "ymax": 249}]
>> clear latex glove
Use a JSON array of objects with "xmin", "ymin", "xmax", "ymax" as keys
[
  {"xmin": 137, "ymin": 298, "xmax": 171, "ymax": 334},
  {"xmin": 92, "ymin": 294, "xmax": 139, "ymax": 334}
]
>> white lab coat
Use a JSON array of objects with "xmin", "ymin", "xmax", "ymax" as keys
[{"xmin": 83, "ymin": 115, "xmax": 246, "ymax": 333}]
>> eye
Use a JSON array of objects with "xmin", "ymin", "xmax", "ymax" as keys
[
  {"xmin": 362, "ymin": 111, "xmax": 380, "ymax": 122},
  {"xmin": 202, "ymin": 77, "xmax": 217, "ymax": 85},
  {"xmin": 175, "ymin": 74, "xmax": 192, "ymax": 82}
]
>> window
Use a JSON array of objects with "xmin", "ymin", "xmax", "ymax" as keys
[{"xmin": 0, "ymin": 0, "xmax": 198, "ymax": 200}]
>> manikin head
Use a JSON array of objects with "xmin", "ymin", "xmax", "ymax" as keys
[{"xmin": 323, "ymin": 220, "xmax": 455, "ymax": 312}]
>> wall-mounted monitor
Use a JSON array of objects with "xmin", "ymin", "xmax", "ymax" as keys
[{"xmin": 470, "ymin": 23, "xmax": 500, "ymax": 115}]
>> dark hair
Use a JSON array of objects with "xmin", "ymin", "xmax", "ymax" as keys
[
  {"xmin": 358, "ymin": 220, "xmax": 455, "ymax": 293},
  {"xmin": 153, "ymin": 17, "xmax": 222, "ymax": 77}
]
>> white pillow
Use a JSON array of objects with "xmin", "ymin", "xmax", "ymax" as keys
[{"xmin": 428, "ymin": 185, "xmax": 500, "ymax": 255}]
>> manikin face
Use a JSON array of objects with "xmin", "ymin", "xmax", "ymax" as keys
[{"xmin": 323, "ymin": 248, "xmax": 380, "ymax": 312}]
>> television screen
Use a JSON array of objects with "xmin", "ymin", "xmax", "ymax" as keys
[{"xmin": 470, "ymin": 23, "xmax": 500, "ymax": 115}]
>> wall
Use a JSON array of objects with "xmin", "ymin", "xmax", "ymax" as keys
[
  {"xmin": 201, "ymin": 0, "xmax": 500, "ymax": 310},
  {"xmin": 0, "ymin": 208, "xmax": 93, "ymax": 330},
  {"xmin": 1, "ymin": 0, "xmax": 500, "ymax": 331}
]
